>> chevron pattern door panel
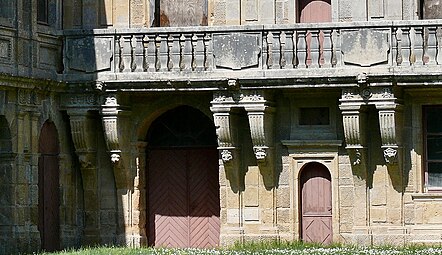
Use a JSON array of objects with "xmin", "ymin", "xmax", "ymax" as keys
[
  {"xmin": 148, "ymin": 148, "xmax": 220, "ymax": 248},
  {"xmin": 300, "ymin": 162, "xmax": 332, "ymax": 245}
]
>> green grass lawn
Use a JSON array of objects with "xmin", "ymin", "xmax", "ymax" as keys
[{"xmin": 35, "ymin": 242, "xmax": 442, "ymax": 255}]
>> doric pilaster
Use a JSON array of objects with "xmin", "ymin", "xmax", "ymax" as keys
[
  {"xmin": 66, "ymin": 109, "xmax": 100, "ymax": 244},
  {"xmin": 239, "ymin": 90, "xmax": 276, "ymax": 187}
]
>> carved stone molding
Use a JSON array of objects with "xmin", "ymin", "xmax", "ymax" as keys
[{"xmin": 101, "ymin": 94, "xmax": 122, "ymax": 163}]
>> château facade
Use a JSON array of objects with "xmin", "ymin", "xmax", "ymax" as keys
[{"xmin": 1, "ymin": 0, "xmax": 442, "ymax": 253}]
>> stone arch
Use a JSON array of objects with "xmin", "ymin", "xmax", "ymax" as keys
[
  {"xmin": 38, "ymin": 120, "xmax": 60, "ymax": 252},
  {"xmin": 145, "ymin": 105, "xmax": 220, "ymax": 248},
  {"xmin": 136, "ymin": 97, "xmax": 213, "ymax": 142},
  {"xmin": 299, "ymin": 161, "xmax": 332, "ymax": 245}
]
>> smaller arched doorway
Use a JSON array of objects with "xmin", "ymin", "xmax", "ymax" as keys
[
  {"xmin": 146, "ymin": 106, "xmax": 220, "ymax": 248},
  {"xmin": 300, "ymin": 162, "xmax": 332, "ymax": 244},
  {"xmin": 38, "ymin": 121, "xmax": 60, "ymax": 252}
]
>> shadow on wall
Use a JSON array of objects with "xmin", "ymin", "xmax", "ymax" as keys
[
  {"xmin": 0, "ymin": 116, "xmax": 14, "ymax": 254},
  {"xmin": 62, "ymin": 0, "xmax": 123, "ymax": 248}
]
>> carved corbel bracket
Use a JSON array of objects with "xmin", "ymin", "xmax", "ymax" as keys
[
  {"xmin": 239, "ymin": 90, "xmax": 275, "ymax": 164},
  {"xmin": 339, "ymin": 90, "xmax": 367, "ymax": 166},
  {"xmin": 211, "ymin": 92, "xmax": 239, "ymax": 162},
  {"xmin": 211, "ymin": 92, "xmax": 242, "ymax": 188},
  {"xmin": 67, "ymin": 110, "xmax": 97, "ymax": 169},
  {"xmin": 377, "ymin": 104, "xmax": 403, "ymax": 165},
  {"xmin": 101, "ymin": 94, "xmax": 122, "ymax": 164}
]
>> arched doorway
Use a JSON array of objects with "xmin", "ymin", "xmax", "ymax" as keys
[
  {"xmin": 300, "ymin": 162, "xmax": 332, "ymax": 245},
  {"xmin": 146, "ymin": 106, "xmax": 220, "ymax": 248},
  {"xmin": 38, "ymin": 121, "xmax": 60, "ymax": 252}
]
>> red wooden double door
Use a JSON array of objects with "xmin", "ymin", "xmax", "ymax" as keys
[
  {"xmin": 300, "ymin": 162, "xmax": 332, "ymax": 245},
  {"xmin": 148, "ymin": 148, "xmax": 220, "ymax": 248}
]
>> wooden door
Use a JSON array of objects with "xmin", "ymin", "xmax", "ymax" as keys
[
  {"xmin": 148, "ymin": 148, "xmax": 220, "ymax": 248},
  {"xmin": 38, "ymin": 121, "xmax": 60, "ymax": 252},
  {"xmin": 299, "ymin": 0, "xmax": 331, "ymax": 23},
  {"xmin": 300, "ymin": 162, "xmax": 332, "ymax": 245},
  {"xmin": 156, "ymin": 0, "xmax": 208, "ymax": 26}
]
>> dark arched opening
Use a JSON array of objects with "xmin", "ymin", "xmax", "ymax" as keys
[{"xmin": 38, "ymin": 121, "xmax": 60, "ymax": 252}]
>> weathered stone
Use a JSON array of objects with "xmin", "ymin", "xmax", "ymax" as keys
[
  {"xmin": 341, "ymin": 29, "xmax": 389, "ymax": 67},
  {"xmin": 213, "ymin": 33, "xmax": 261, "ymax": 70}
]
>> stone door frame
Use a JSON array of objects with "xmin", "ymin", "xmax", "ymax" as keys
[{"xmin": 283, "ymin": 140, "xmax": 340, "ymax": 242}]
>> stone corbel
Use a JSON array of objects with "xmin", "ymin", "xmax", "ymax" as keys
[
  {"xmin": 211, "ymin": 92, "xmax": 241, "ymax": 187},
  {"xmin": 101, "ymin": 94, "xmax": 122, "ymax": 164},
  {"xmin": 67, "ymin": 110, "xmax": 97, "ymax": 169},
  {"xmin": 377, "ymin": 103, "xmax": 403, "ymax": 165},
  {"xmin": 211, "ymin": 92, "xmax": 239, "ymax": 164},
  {"xmin": 240, "ymin": 90, "xmax": 275, "ymax": 164},
  {"xmin": 339, "ymin": 91, "xmax": 367, "ymax": 166}
]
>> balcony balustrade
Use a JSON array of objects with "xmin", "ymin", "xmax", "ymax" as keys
[{"xmin": 32, "ymin": 20, "xmax": 442, "ymax": 88}]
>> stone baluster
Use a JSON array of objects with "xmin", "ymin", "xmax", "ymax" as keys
[
  {"xmin": 117, "ymin": 36, "xmax": 124, "ymax": 72},
  {"xmin": 267, "ymin": 32, "xmax": 274, "ymax": 69},
  {"xmin": 272, "ymin": 31, "xmax": 281, "ymax": 69},
  {"xmin": 400, "ymin": 27, "xmax": 411, "ymax": 66},
  {"xmin": 414, "ymin": 26, "xmax": 424, "ymax": 66},
  {"xmin": 391, "ymin": 27, "xmax": 399, "ymax": 66},
  {"xmin": 133, "ymin": 35, "xmax": 144, "ymax": 72},
  {"xmin": 322, "ymin": 29, "xmax": 332, "ymax": 68},
  {"xmin": 182, "ymin": 34, "xmax": 193, "ymax": 71},
  {"xmin": 204, "ymin": 33, "xmax": 212, "ymax": 70},
  {"xmin": 122, "ymin": 35, "xmax": 133, "ymax": 72},
  {"xmin": 169, "ymin": 34, "xmax": 181, "ymax": 72},
  {"xmin": 158, "ymin": 34, "xmax": 169, "ymax": 72},
  {"xmin": 310, "ymin": 30, "xmax": 320, "ymax": 68},
  {"xmin": 142, "ymin": 35, "xmax": 148, "ymax": 72},
  {"xmin": 193, "ymin": 33, "xmax": 205, "ymax": 71},
  {"xmin": 283, "ymin": 30, "xmax": 294, "ymax": 69},
  {"xmin": 145, "ymin": 34, "xmax": 156, "ymax": 72},
  {"xmin": 263, "ymin": 32, "xmax": 269, "ymax": 69},
  {"xmin": 427, "ymin": 26, "xmax": 437, "ymax": 65},
  {"xmin": 297, "ymin": 30, "xmax": 307, "ymax": 68},
  {"xmin": 333, "ymin": 29, "xmax": 342, "ymax": 67}
]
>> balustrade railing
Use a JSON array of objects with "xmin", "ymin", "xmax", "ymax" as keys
[{"xmin": 63, "ymin": 20, "xmax": 442, "ymax": 78}]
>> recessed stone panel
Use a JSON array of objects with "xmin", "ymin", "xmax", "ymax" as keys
[
  {"xmin": 213, "ymin": 32, "xmax": 261, "ymax": 70},
  {"xmin": 67, "ymin": 37, "xmax": 113, "ymax": 73},
  {"xmin": 341, "ymin": 29, "xmax": 389, "ymax": 67}
]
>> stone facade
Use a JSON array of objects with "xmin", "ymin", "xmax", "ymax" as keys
[{"xmin": 1, "ymin": 0, "xmax": 442, "ymax": 254}]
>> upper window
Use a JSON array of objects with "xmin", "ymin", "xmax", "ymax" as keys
[
  {"xmin": 299, "ymin": 107, "xmax": 330, "ymax": 126},
  {"xmin": 0, "ymin": 0, "xmax": 15, "ymax": 22},
  {"xmin": 424, "ymin": 106, "xmax": 442, "ymax": 191},
  {"xmin": 420, "ymin": 0, "xmax": 442, "ymax": 19},
  {"xmin": 37, "ymin": 0, "xmax": 48, "ymax": 24},
  {"xmin": 151, "ymin": 0, "xmax": 208, "ymax": 27}
]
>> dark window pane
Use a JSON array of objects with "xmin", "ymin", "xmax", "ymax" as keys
[
  {"xmin": 428, "ymin": 162, "xmax": 442, "ymax": 187},
  {"xmin": 426, "ymin": 107, "xmax": 442, "ymax": 133},
  {"xmin": 427, "ymin": 136, "xmax": 442, "ymax": 160},
  {"xmin": 37, "ymin": 0, "xmax": 48, "ymax": 23},
  {"xmin": 0, "ymin": 0, "xmax": 14, "ymax": 19},
  {"xmin": 299, "ymin": 107, "xmax": 330, "ymax": 125}
]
